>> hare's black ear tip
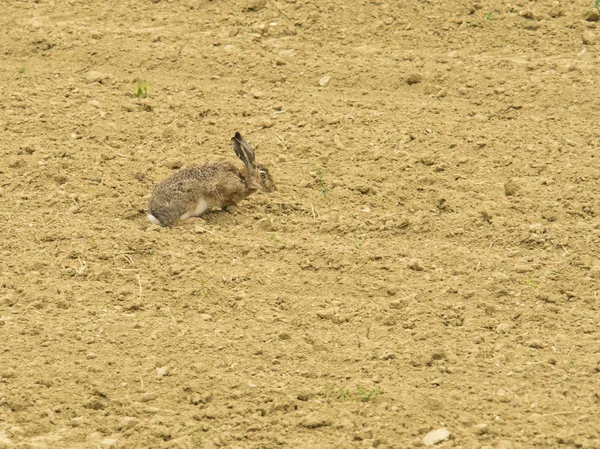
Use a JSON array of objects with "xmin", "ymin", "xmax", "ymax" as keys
[{"xmin": 234, "ymin": 132, "xmax": 242, "ymax": 140}]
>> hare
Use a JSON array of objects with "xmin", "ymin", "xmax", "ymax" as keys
[{"xmin": 147, "ymin": 132, "xmax": 276, "ymax": 227}]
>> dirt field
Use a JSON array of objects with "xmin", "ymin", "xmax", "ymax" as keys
[{"xmin": 2, "ymin": 0, "xmax": 600, "ymax": 448}]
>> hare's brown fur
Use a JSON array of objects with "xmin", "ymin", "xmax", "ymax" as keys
[{"xmin": 147, "ymin": 133, "xmax": 275, "ymax": 227}]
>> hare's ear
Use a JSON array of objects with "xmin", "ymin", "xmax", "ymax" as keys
[{"xmin": 232, "ymin": 132, "xmax": 256, "ymax": 168}]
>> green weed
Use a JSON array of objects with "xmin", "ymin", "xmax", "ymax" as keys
[
  {"xmin": 356, "ymin": 386, "xmax": 383, "ymax": 402},
  {"xmin": 315, "ymin": 167, "xmax": 329, "ymax": 197},
  {"xmin": 595, "ymin": 0, "xmax": 600, "ymax": 12},
  {"xmin": 17, "ymin": 66, "xmax": 25, "ymax": 74},
  {"xmin": 134, "ymin": 81, "xmax": 151, "ymax": 98},
  {"xmin": 484, "ymin": 12, "xmax": 494, "ymax": 20},
  {"xmin": 521, "ymin": 278, "xmax": 539, "ymax": 289},
  {"xmin": 322, "ymin": 386, "xmax": 350, "ymax": 401},
  {"xmin": 193, "ymin": 280, "xmax": 211, "ymax": 299}
]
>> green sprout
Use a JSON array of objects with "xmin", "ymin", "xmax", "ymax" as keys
[
  {"xmin": 316, "ymin": 167, "xmax": 329, "ymax": 197},
  {"xmin": 134, "ymin": 82, "xmax": 151, "ymax": 98}
]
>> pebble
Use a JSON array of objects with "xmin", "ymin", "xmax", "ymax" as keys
[
  {"xmin": 589, "ymin": 264, "xmax": 600, "ymax": 279},
  {"xmin": 86, "ymin": 432, "xmax": 102, "ymax": 442},
  {"xmin": 244, "ymin": 0, "xmax": 266, "ymax": 12},
  {"xmin": 423, "ymin": 427, "xmax": 450, "ymax": 446},
  {"xmin": 100, "ymin": 438, "xmax": 118, "ymax": 447},
  {"xmin": 140, "ymin": 392, "xmax": 157, "ymax": 402},
  {"xmin": 527, "ymin": 339, "xmax": 544, "ymax": 349},
  {"xmin": 319, "ymin": 75, "xmax": 331, "ymax": 87},
  {"xmin": 117, "ymin": 416, "xmax": 138, "ymax": 430},
  {"xmin": 86, "ymin": 71, "xmax": 106, "ymax": 83},
  {"xmin": 406, "ymin": 73, "xmax": 423, "ymax": 85},
  {"xmin": 300, "ymin": 413, "xmax": 332, "ymax": 428},
  {"xmin": 473, "ymin": 423, "xmax": 489, "ymax": 435},
  {"xmin": 582, "ymin": 31, "xmax": 597, "ymax": 45},
  {"xmin": 496, "ymin": 322, "xmax": 512, "ymax": 334},
  {"xmin": 407, "ymin": 259, "xmax": 425, "ymax": 271},
  {"xmin": 199, "ymin": 313, "xmax": 213, "ymax": 321},
  {"xmin": 156, "ymin": 366, "xmax": 169, "ymax": 377},
  {"xmin": 583, "ymin": 9, "xmax": 600, "ymax": 21},
  {"xmin": 190, "ymin": 391, "xmax": 212, "ymax": 405},
  {"xmin": 1, "ymin": 368, "xmax": 16, "ymax": 379},
  {"xmin": 504, "ymin": 179, "xmax": 519, "ymax": 196}
]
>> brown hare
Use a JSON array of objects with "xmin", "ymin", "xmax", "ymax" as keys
[{"xmin": 147, "ymin": 132, "xmax": 275, "ymax": 226}]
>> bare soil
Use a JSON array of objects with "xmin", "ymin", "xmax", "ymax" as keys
[{"xmin": 2, "ymin": 0, "xmax": 600, "ymax": 448}]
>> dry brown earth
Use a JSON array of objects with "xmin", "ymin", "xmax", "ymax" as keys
[{"xmin": 2, "ymin": 0, "xmax": 600, "ymax": 448}]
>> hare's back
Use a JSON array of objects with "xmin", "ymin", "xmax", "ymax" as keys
[{"xmin": 156, "ymin": 162, "xmax": 236, "ymax": 192}]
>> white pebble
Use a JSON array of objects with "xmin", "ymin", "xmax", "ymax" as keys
[
  {"xmin": 423, "ymin": 428, "xmax": 450, "ymax": 446},
  {"xmin": 319, "ymin": 75, "xmax": 331, "ymax": 87}
]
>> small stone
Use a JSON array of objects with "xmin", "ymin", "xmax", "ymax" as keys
[
  {"xmin": 527, "ymin": 339, "xmax": 544, "ymax": 349},
  {"xmin": 423, "ymin": 427, "xmax": 450, "ymax": 446},
  {"xmin": 504, "ymin": 179, "xmax": 519, "ymax": 196},
  {"xmin": 583, "ymin": 31, "xmax": 597, "ymax": 45},
  {"xmin": 473, "ymin": 423, "xmax": 489, "ymax": 435},
  {"xmin": 1, "ymin": 368, "xmax": 16, "ymax": 379},
  {"xmin": 89, "ymin": 100, "xmax": 101, "ymax": 108},
  {"xmin": 406, "ymin": 73, "xmax": 423, "ymax": 85},
  {"xmin": 244, "ymin": 0, "xmax": 266, "ymax": 12},
  {"xmin": 70, "ymin": 416, "xmax": 88, "ymax": 427},
  {"xmin": 199, "ymin": 313, "xmax": 212, "ymax": 321},
  {"xmin": 300, "ymin": 413, "xmax": 332, "ymax": 428},
  {"xmin": 54, "ymin": 174, "xmax": 68, "ymax": 185},
  {"xmin": 156, "ymin": 366, "xmax": 169, "ymax": 377},
  {"xmin": 316, "ymin": 308, "xmax": 336, "ymax": 320},
  {"xmin": 520, "ymin": 10, "xmax": 535, "ymax": 20},
  {"xmin": 86, "ymin": 432, "xmax": 102, "ymax": 442},
  {"xmin": 319, "ymin": 75, "xmax": 331, "ymax": 87},
  {"xmin": 496, "ymin": 322, "xmax": 512, "ymax": 334},
  {"xmin": 117, "ymin": 417, "xmax": 138, "ymax": 430},
  {"xmin": 190, "ymin": 392, "xmax": 212, "ymax": 405},
  {"xmin": 589, "ymin": 265, "xmax": 600, "ymax": 279},
  {"xmin": 583, "ymin": 9, "xmax": 600, "ymax": 21},
  {"xmin": 164, "ymin": 159, "xmax": 183, "ymax": 170},
  {"xmin": 86, "ymin": 71, "xmax": 106, "ymax": 83},
  {"xmin": 100, "ymin": 437, "xmax": 118, "ymax": 447},
  {"xmin": 204, "ymin": 405, "xmax": 221, "ymax": 419},
  {"xmin": 407, "ymin": 259, "xmax": 425, "ymax": 271},
  {"xmin": 140, "ymin": 392, "xmax": 157, "ymax": 402}
]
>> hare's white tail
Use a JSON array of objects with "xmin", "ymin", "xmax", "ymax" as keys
[{"xmin": 147, "ymin": 214, "xmax": 162, "ymax": 226}]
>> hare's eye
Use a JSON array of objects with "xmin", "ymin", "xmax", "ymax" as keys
[{"xmin": 259, "ymin": 171, "xmax": 267, "ymax": 179}]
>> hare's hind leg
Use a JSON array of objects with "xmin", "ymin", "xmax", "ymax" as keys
[{"xmin": 180, "ymin": 198, "xmax": 209, "ymax": 220}]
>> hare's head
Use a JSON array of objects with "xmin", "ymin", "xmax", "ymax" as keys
[{"xmin": 232, "ymin": 132, "xmax": 276, "ymax": 192}]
